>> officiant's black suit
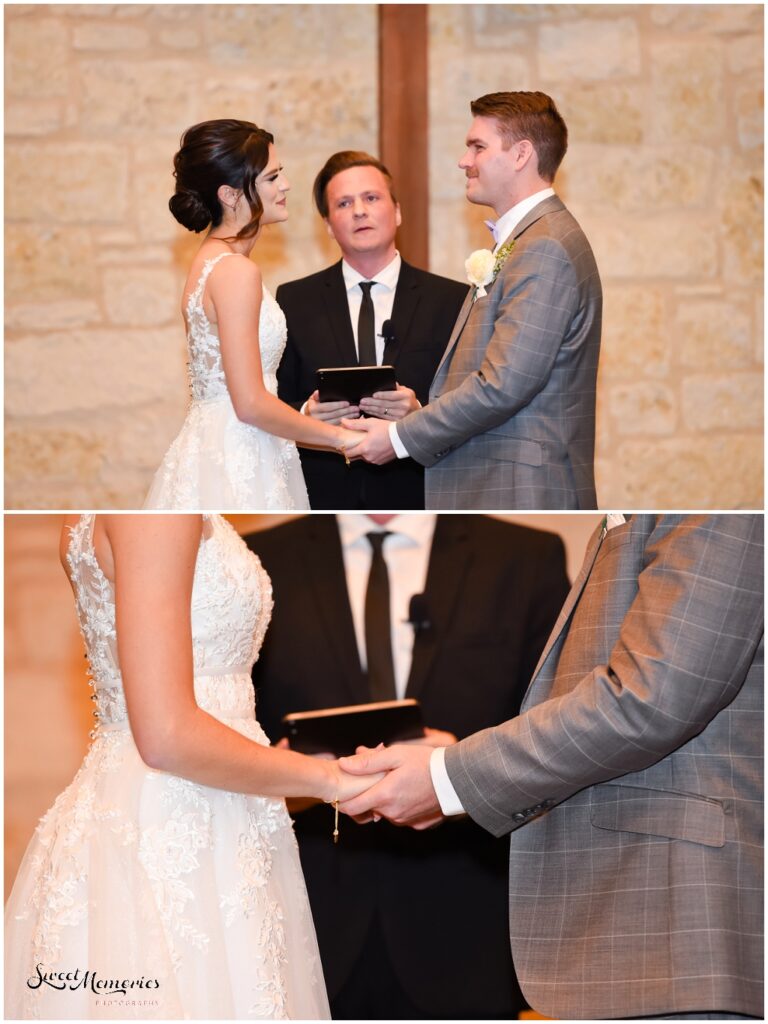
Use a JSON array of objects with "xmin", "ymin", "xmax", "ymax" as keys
[
  {"xmin": 275, "ymin": 260, "xmax": 467, "ymax": 510},
  {"xmin": 247, "ymin": 514, "xmax": 570, "ymax": 1019}
]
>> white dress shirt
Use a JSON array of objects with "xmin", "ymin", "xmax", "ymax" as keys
[
  {"xmin": 342, "ymin": 251, "xmax": 401, "ymax": 364},
  {"xmin": 337, "ymin": 513, "xmax": 436, "ymax": 700},
  {"xmin": 389, "ymin": 187, "xmax": 556, "ymax": 458},
  {"xmin": 487, "ymin": 186, "xmax": 555, "ymax": 252},
  {"xmin": 430, "ymin": 745, "xmax": 466, "ymax": 815}
]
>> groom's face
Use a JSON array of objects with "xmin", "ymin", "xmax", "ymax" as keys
[
  {"xmin": 459, "ymin": 116, "xmax": 518, "ymax": 212},
  {"xmin": 324, "ymin": 166, "xmax": 402, "ymax": 260}
]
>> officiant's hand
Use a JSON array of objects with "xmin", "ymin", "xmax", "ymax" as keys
[
  {"xmin": 403, "ymin": 726, "xmax": 458, "ymax": 748},
  {"xmin": 305, "ymin": 390, "xmax": 360, "ymax": 425},
  {"xmin": 340, "ymin": 416, "xmax": 396, "ymax": 464},
  {"xmin": 359, "ymin": 384, "xmax": 419, "ymax": 421},
  {"xmin": 337, "ymin": 744, "xmax": 444, "ymax": 830}
]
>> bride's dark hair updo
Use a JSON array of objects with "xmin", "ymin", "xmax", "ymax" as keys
[{"xmin": 169, "ymin": 119, "xmax": 275, "ymax": 240}]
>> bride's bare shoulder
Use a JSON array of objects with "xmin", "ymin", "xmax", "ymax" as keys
[{"xmin": 210, "ymin": 251, "xmax": 262, "ymax": 288}]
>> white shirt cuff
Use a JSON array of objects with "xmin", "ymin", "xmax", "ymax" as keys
[
  {"xmin": 389, "ymin": 422, "xmax": 409, "ymax": 459},
  {"xmin": 429, "ymin": 746, "xmax": 466, "ymax": 816}
]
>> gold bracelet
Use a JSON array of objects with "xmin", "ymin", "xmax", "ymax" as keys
[
  {"xmin": 332, "ymin": 796, "xmax": 340, "ymax": 844},
  {"xmin": 339, "ymin": 445, "xmax": 351, "ymax": 467}
]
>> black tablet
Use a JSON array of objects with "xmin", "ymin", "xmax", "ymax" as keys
[
  {"xmin": 316, "ymin": 365, "xmax": 396, "ymax": 404},
  {"xmin": 282, "ymin": 698, "xmax": 424, "ymax": 756}
]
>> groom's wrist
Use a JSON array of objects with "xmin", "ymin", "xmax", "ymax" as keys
[
  {"xmin": 389, "ymin": 422, "xmax": 409, "ymax": 459},
  {"xmin": 429, "ymin": 746, "xmax": 466, "ymax": 816}
]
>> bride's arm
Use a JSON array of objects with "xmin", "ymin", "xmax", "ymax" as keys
[
  {"xmin": 105, "ymin": 514, "xmax": 379, "ymax": 802},
  {"xmin": 210, "ymin": 257, "xmax": 360, "ymax": 454}
]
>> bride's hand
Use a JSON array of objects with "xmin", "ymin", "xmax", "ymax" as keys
[
  {"xmin": 323, "ymin": 760, "xmax": 385, "ymax": 804},
  {"xmin": 334, "ymin": 426, "xmax": 365, "ymax": 461}
]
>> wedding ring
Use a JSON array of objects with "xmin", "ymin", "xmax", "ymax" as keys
[{"xmin": 384, "ymin": 407, "xmax": 390, "ymax": 416}]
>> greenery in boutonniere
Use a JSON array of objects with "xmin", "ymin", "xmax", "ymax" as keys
[{"xmin": 493, "ymin": 238, "xmax": 516, "ymax": 278}]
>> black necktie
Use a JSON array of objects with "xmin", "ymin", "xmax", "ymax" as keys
[
  {"xmin": 357, "ymin": 281, "xmax": 377, "ymax": 366},
  {"xmin": 365, "ymin": 531, "xmax": 396, "ymax": 702}
]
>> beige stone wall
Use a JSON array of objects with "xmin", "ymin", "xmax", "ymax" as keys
[
  {"xmin": 5, "ymin": 4, "xmax": 764, "ymax": 509},
  {"xmin": 429, "ymin": 4, "xmax": 764, "ymax": 508},
  {"xmin": 5, "ymin": 4, "xmax": 378, "ymax": 509},
  {"xmin": 4, "ymin": 511, "xmax": 599, "ymax": 898}
]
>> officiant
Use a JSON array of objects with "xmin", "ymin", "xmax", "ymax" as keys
[
  {"xmin": 247, "ymin": 513, "xmax": 570, "ymax": 1019},
  {"xmin": 275, "ymin": 151, "xmax": 467, "ymax": 510}
]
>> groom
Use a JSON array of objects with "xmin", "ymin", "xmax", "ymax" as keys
[
  {"xmin": 340, "ymin": 515, "xmax": 764, "ymax": 1019},
  {"xmin": 345, "ymin": 91, "xmax": 602, "ymax": 510}
]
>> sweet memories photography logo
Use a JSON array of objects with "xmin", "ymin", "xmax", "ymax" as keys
[{"xmin": 27, "ymin": 964, "xmax": 160, "ymax": 1000}]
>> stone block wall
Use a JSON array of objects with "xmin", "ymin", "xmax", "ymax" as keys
[
  {"xmin": 5, "ymin": 4, "xmax": 378, "ymax": 508},
  {"xmin": 5, "ymin": 4, "xmax": 764, "ymax": 509},
  {"xmin": 429, "ymin": 4, "xmax": 763, "ymax": 508}
]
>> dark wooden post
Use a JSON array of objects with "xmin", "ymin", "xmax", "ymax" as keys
[{"xmin": 378, "ymin": 4, "xmax": 429, "ymax": 268}]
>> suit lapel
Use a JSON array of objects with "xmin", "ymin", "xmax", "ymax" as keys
[
  {"xmin": 524, "ymin": 520, "xmax": 606, "ymax": 702},
  {"xmin": 432, "ymin": 287, "xmax": 475, "ymax": 381},
  {"xmin": 321, "ymin": 262, "xmax": 358, "ymax": 367},
  {"xmin": 509, "ymin": 194, "xmax": 565, "ymax": 242},
  {"xmin": 386, "ymin": 261, "xmax": 421, "ymax": 366},
  {"xmin": 303, "ymin": 516, "xmax": 368, "ymax": 704},
  {"xmin": 433, "ymin": 196, "xmax": 567, "ymax": 382},
  {"xmin": 405, "ymin": 516, "xmax": 472, "ymax": 700}
]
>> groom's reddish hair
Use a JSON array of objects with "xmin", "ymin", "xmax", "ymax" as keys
[{"xmin": 471, "ymin": 92, "xmax": 568, "ymax": 182}]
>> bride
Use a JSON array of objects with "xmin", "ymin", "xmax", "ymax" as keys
[
  {"xmin": 5, "ymin": 514, "xmax": 381, "ymax": 1019},
  {"xmin": 144, "ymin": 119, "xmax": 361, "ymax": 510}
]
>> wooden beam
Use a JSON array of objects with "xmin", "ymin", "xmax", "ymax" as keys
[{"xmin": 378, "ymin": 4, "xmax": 429, "ymax": 268}]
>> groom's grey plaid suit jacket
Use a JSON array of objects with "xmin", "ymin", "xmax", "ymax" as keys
[
  {"xmin": 396, "ymin": 195, "xmax": 601, "ymax": 509},
  {"xmin": 445, "ymin": 515, "xmax": 764, "ymax": 1019}
]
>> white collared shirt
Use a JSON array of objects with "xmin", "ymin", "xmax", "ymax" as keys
[
  {"xmin": 389, "ymin": 189, "xmax": 555, "ymax": 458},
  {"xmin": 337, "ymin": 513, "xmax": 436, "ymax": 699},
  {"xmin": 342, "ymin": 251, "xmax": 401, "ymax": 364},
  {"xmin": 489, "ymin": 186, "xmax": 555, "ymax": 252}
]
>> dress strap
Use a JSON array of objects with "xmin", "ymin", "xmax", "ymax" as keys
[
  {"xmin": 188, "ymin": 252, "xmax": 246, "ymax": 319},
  {"xmin": 195, "ymin": 251, "xmax": 244, "ymax": 293},
  {"xmin": 67, "ymin": 513, "xmax": 95, "ymax": 558},
  {"xmin": 201, "ymin": 513, "xmax": 218, "ymax": 541}
]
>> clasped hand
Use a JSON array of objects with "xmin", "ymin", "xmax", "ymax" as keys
[
  {"xmin": 340, "ymin": 384, "xmax": 418, "ymax": 464},
  {"xmin": 306, "ymin": 384, "xmax": 418, "ymax": 464},
  {"xmin": 335, "ymin": 729, "xmax": 455, "ymax": 830}
]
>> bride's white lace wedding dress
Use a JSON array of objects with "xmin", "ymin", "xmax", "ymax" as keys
[
  {"xmin": 144, "ymin": 253, "xmax": 310, "ymax": 510},
  {"xmin": 4, "ymin": 514, "xmax": 329, "ymax": 1020}
]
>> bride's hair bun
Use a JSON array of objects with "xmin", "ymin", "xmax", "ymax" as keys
[
  {"xmin": 169, "ymin": 186, "xmax": 211, "ymax": 233},
  {"xmin": 169, "ymin": 119, "xmax": 275, "ymax": 241}
]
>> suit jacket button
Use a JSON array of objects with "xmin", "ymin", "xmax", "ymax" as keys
[{"xmin": 512, "ymin": 812, "xmax": 526, "ymax": 822}]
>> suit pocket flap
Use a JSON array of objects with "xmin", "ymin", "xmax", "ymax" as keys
[
  {"xmin": 590, "ymin": 785, "xmax": 725, "ymax": 848},
  {"xmin": 485, "ymin": 437, "xmax": 543, "ymax": 467}
]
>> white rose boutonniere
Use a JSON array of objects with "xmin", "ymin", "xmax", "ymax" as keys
[
  {"xmin": 465, "ymin": 239, "xmax": 516, "ymax": 298},
  {"xmin": 465, "ymin": 249, "xmax": 495, "ymax": 297}
]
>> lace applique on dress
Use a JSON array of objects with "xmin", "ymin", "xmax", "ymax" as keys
[
  {"xmin": 185, "ymin": 253, "xmax": 237, "ymax": 401},
  {"xmin": 144, "ymin": 256, "xmax": 310, "ymax": 511},
  {"xmin": 192, "ymin": 514, "xmax": 274, "ymax": 675}
]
